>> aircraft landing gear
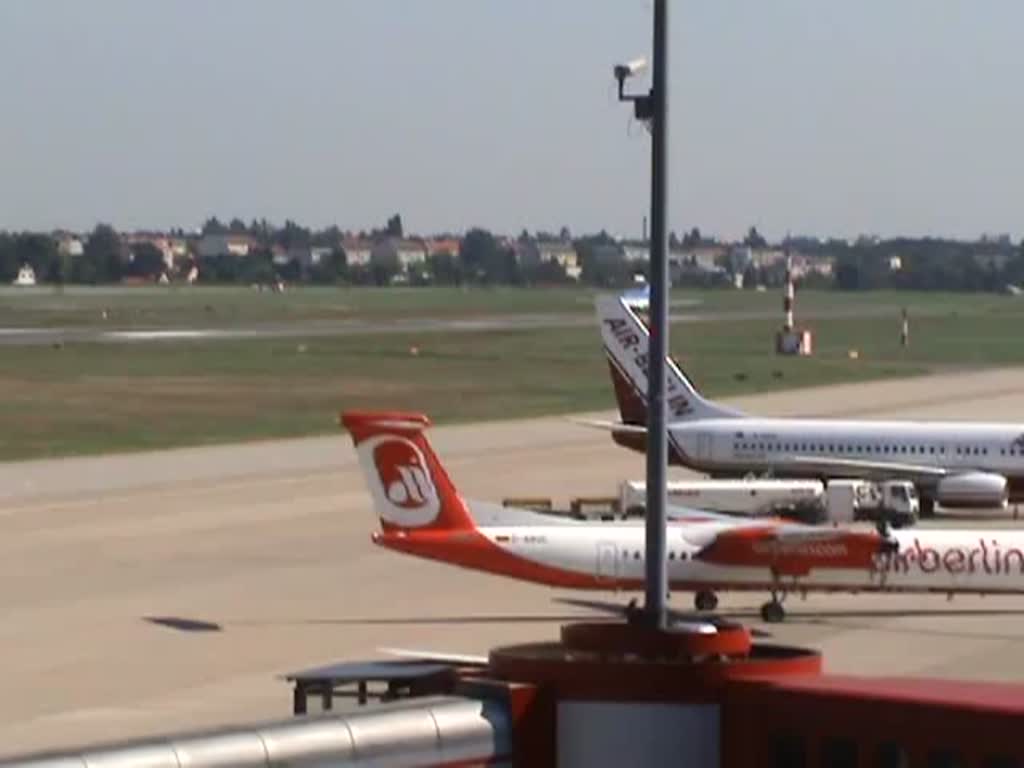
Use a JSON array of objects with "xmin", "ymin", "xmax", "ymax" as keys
[
  {"xmin": 761, "ymin": 578, "xmax": 787, "ymax": 623},
  {"xmin": 761, "ymin": 599, "xmax": 786, "ymax": 623},
  {"xmin": 694, "ymin": 589, "xmax": 718, "ymax": 612}
]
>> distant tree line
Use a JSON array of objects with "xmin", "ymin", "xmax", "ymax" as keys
[
  {"xmin": 4, "ymin": 217, "xmax": 1024, "ymax": 293},
  {"xmin": 801, "ymin": 237, "xmax": 1024, "ymax": 293}
]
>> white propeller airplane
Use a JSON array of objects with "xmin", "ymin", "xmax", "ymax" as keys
[
  {"xmin": 593, "ymin": 292, "xmax": 1024, "ymax": 517},
  {"xmin": 342, "ymin": 410, "xmax": 1024, "ymax": 622}
]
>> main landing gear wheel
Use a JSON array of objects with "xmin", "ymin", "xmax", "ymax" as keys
[
  {"xmin": 760, "ymin": 600, "xmax": 786, "ymax": 623},
  {"xmin": 694, "ymin": 589, "xmax": 719, "ymax": 612}
]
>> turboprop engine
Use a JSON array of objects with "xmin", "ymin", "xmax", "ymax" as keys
[{"xmin": 935, "ymin": 472, "xmax": 1009, "ymax": 509}]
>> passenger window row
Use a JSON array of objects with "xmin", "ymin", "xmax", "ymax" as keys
[{"xmin": 734, "ymin": 442, "xmax": 1017, "ymax": 457}]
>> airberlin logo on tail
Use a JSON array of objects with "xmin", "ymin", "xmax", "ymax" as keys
[{"xmin": 361, "ymin": 435, "xmax": 440, "ymax": 527}]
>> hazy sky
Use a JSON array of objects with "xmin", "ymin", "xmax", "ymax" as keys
[{"xmin": 1, "ymin": 1, "xmax": 1021, "ymax": 240}]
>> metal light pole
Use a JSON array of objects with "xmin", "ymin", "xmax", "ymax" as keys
[
  {"xmin": 644, "ymin": 0, "xmax": 670, "ymax": 629},
  {"xmin": 614, "ymin": 0, "xmax": 671, "ymax": 629}
]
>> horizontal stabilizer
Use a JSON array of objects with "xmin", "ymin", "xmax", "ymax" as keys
[
  {"xmin": 568, "ymin": 417, "xmax": 695, "ymax": 435},
  {"xmin": 568, "ymin": 417, "xmax": 649, "ymax": 435}
]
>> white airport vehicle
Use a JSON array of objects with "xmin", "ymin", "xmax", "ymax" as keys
[
  {"xmin": 343, "ymin": 409, "xmax": 1024, "ymax": 623},
  {"xmin": 593, "ymin": 293, "xmax": 1024, "ymax": 517},
  {"xmin": 617, "ymin": 477, "xmax": 918, "ymax": 526},
  {"xmin": 824, "ymin": 479, "xmax": 919, "ymax": 525},
  {"xmin": 618, "ymin": 478, "xmax": 824, "ymax": 518}
]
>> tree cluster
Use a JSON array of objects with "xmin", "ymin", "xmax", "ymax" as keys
[{"xmin": 5, "ymin": 217, "xmax": 1024, "ymax": 293}]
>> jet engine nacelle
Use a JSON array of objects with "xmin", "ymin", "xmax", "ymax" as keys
[{"xmin": 935, "ymin": 472, "xmax": 1009, "ymax": 509}]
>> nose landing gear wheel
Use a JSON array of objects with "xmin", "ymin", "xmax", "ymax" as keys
[
  {"xmin": 694, "ymin": 589, "xmax": 719, "ymax": 612},
  {"xmin": 760, "ymin": 600, "xmax": 786, "ymax": 623}
]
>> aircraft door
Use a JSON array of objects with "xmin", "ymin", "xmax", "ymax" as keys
[
  {"xmin": 697, "ymin": 432, "xmax": 713, "ymax": 462},
  {"xmin": 596, "ymin": 541, "xmax": 619, "ymax": 585}
]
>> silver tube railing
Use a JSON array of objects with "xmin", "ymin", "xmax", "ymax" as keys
[{"xmin": 0, "ymin": 696, "xmax": 511, "ymax": 767}]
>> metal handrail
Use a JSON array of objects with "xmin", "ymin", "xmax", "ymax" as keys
[{"xmin": 0, "ymin": 696, "xmax": 511, "ymax": 768}]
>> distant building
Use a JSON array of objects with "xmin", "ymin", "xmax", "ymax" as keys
[
  {"xmin": 309, "ymin": 246, "xmax": 333, "ymax": 267},
  {"xmin": 396, "ymin": 239, "xmax": 428, "ymax": 268},
  {"xmin": 369, "ymin": 238, "xmax": 429, "ymax": 273},
  {"xmin": 537, "ymin": 240, "xmax": 578, "ymax": 270},
  {"xmin": 428, "ymin": 238, "xmax": 461, "ymax": 258},
  {"xmin": 55, "ymin": 233, "xmax": 84, "ymax": 258},
  {"xmin": 343, "ymin": 239, "xmax": 373, "ymax": 267},
  {"xmin": 123, "ymin": 233, "xmax": 187, "ymax": 270},
  {"xmin": 278, "ymin": 245, "xmax": 334, "ymax": 269},
  {"xmin": 685, "ymin": 245, "xmax": 728, "ymax": 271},
  {"xmin": 271, "ymin": 244, "xmax": 290, "ymax": 267},
  {"xmin": 621, "ymin": 241, "xmax": 650, "ymax": 263},
  {"xmin": 751, "ymin": 248, "xmax": 787, "ymax": 268},
  {"xmin": 197, "ymin": 233, "xmax": 255, "ymax": 259},
  {"xmin": 12, "ymin": 264, "xmax": 36, "ymax": 286}
]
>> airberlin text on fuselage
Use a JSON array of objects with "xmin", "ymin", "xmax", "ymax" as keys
[
  {"xmin": 876, "ymin": 538, "xmax": 1024, "ymax": 575},
  {"xmin": 604, "ymin": 317, "xmax": 692, "ymax": 416}
]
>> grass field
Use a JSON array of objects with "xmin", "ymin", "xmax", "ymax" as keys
[{"xmin": 2, "ymin": 286, "xmax": 1024, "ymax": 460}]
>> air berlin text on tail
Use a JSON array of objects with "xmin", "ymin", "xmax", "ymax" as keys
[{"xmin": 604, "ymin": 314, "xmax": 692, "ymax": 417}]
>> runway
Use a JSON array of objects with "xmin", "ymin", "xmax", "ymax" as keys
[
  {"xmin": 3, "ymin": 367, "xmax": 1024, "ymax": 755},
  {"xmin": 0, "ymin": 301, "xmax": 927, "ymax": 346}
]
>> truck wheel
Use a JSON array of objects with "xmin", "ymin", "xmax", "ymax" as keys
[
  {"xmin": 694, "ymin": 590, "xmax": 719, "ymax": 612},
  {"xmin": 920, "ymin": 497, "xmax": 936, "ymax": 519}
]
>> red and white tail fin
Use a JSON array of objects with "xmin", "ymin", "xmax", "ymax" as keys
[
  {"xmin": 596, "ymin": 293, "xmax": 746, "ymax": 424},
  {"xmin": 340, "ymin": 410, "xmax": 475, "ymax": 533}
]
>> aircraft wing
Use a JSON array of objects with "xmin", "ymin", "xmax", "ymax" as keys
[{"xmin": 771, "ymin": 454, "xmax": 947, "ymax": 481}]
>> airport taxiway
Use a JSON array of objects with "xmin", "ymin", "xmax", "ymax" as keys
[
  {"xmin": 3, "ymin": 367, "xmax": 1024, "ymax": 754},
  {"xmin": 0, "ymin": 300, "xmax": 939, "ymax": 346}
]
